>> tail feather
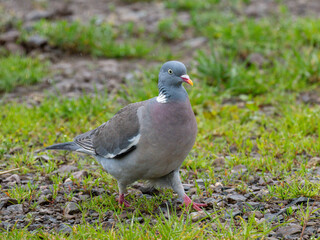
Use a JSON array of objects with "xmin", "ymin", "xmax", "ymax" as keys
[{"xmin": 44, "ymin": 142, "xmax": 80, "ymax": 152}]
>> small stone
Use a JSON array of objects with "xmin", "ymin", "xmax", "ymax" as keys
[
  {"xmin": 136, "ymin": 217, "xmax": 144, "ymax": 223},
  {"xmin": 240, "ymin": 201, "xmax": 261, "ymax": 211},
  {"xmin": 34, "ymin": 155, "xmax": 51, "ymax": 162},
  {"xmin": 90, "ymin": 188, "xmax": 105, "ymax": 196},
  {"xmin": 231, "ymin": 165, "xmax": 247, "ymax": 174},
  {"xmin": 190, "ymin": 211, "xmax": 207, "ymax": 222},
  {"xmin": 212, "ymin": 157, "xmax": 225, "ymax": 167},
  {"xmin": 247, "ymin": 53, "xmax": 265, "ymax": 67},
  {"xmin": 245, "ymin": 2, "xmax": 269, "ymax": 17},
  {"xmin": 291, "ymin": 196, "xmax": 314, "ymax": 205},
  {"xmin": 25, "ymin": 35, "xmax": 48, "ymax": 48},
  {"xmin": 98, "ymin": 60, "xmax": 118, "ymax": 74},
  {"xmin": 9, "ymin": 147, "xmax": 23, "ymax": 154},
  {"xmin": 38, "ymin": 208, "xmax": 54, "ymax": 215},
  {"xmin": 183, "ymin": 37, "xmax": 207, "ymax": 48},
  {"xmin": 265, "ymin": 213, "xmax": 283, "ymax": 222},
  {"xmin": 0, "ymin": 198, "xmax": 18, "ymax": 209},
  {"xmin": 64, "ymin": 202, "xmax": 80, "ymax": 215},
  {"xmin": 188, "ymin": 187, "xmax": 197, "ymax": 195},
  {"xmin": 79, "ymin": 194, "xmax": 90, "ymax": 201},
  {"xmin": 64, "ymin": 178, "xmax": 72, "ymax": 183},
  {"xmin": 305, "ymin": 226, "xmax": 316, "ymax": 235},
  {"xmin": 25, "ymin": 10, "xmax": 54, "ymax": 21},
  {"xmin": 117, "ymin": 212, "xmax": 127, "ymax": 219},
  {"xmin": 5, "ymin": 42, "xmax": 25, "ymax": 55},
  {"xmin": 276, "ymin": 223, "xmax": 302, "ymax": 238},
  {"xmin": 227, "ymin": 194, "xmax": 247, "ymax": 204},
  {"xmin": 307, "ymin": 157, "xmax": 320, "ymax": 168},
  {"xmin": 55, "ymin": 165, "xmax": 78, "ymax": 174},
  {"xmin": 205, "ymin": 198, "xmax": 219, "ymax": 206},
  {"xmin": 117, "ymin": 8, "xmax": 140, "ymax": 22},
  {"xmin": 225, "ymin": 210, "xmax": 242, "ymax": 219},
  {"xmin": 215, "ymin": 182, "xmax": 223, "ymax": 187},
  {"xmin": 258, "ymin": 176, "xmax": 273, "ymax": 185},
  {"xmin": 58, "ymin": 223, "xmax": 72, "ymax": 234},
  {"xmin": 183, "ymin": 184, "xmax": 193, "ymax": 191},
  {"xmin": 1, "ymin": 221, "xmax": 12, "ymax": 230},
  {"xmin": 195, "ymin": 179, "xmax": 205, "ymax": 186},
  {"xmin": 4, "ymin": 174, "xmax": 20, "ymax": 184},
  {"xmin": 71, "ymin": 170, "xmax": 88, "ymax": 180},
  {"xmin": 224, "ymin": 188, "xmax": 236, "ymax": 193},
  {"xmin": 6, "ymin": 204, "xmax": 23, "ymax": 214},
  {"xmin": 0, "ymin": 30, "xmax": 20, "ymax": 43},
  {"xmin": 253, "ymin": 211, "xmax": 263, "ymax": 219},
  {"xmin": 37, "ymin": 194, "xmax": 52, "ymax": 205}
]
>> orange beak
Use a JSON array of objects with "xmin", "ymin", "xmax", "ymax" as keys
[{"xmin": 180, "ymin": 74, "xmax": 193, "ymax": 86}]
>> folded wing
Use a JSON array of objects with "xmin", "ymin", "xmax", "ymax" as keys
[{"xmin": 74, "ymin": 102, "xmax": 144, "ymax": 159}]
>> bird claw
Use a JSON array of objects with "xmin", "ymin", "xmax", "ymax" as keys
[
  {"xmin": 183, "ymin": 195, "xmax": 207, "ymax": 212},
  {"xmin": 117, "ymin": 194, "xmax": 131, "ymax": 208}
]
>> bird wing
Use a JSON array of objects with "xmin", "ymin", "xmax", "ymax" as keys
[{"xmin": 74, "ymin": 102, "xmax": 145, "ymax": 159}]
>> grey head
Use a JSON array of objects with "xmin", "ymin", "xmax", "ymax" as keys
[{"xmin": 157, "ymin": 61, "xmax": 193, "ymax": 103}]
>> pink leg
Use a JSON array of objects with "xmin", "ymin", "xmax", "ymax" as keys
[
  {"xmin": 116, "ymin": 193, "xmax": 130, "ymax": 208},
  {"xmin": 183, "ymin": 195, "xmax": 207, "ymax": 212}
]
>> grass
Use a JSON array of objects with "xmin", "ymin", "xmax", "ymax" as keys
[
  {"xmin": 22, "ymin": 19, "xmax": 169, "ymax": 59},
  {"xmin": 0, "ymin": 55, "xmax": 49, "ymax": 92},
  {"xmin": 1, "ymin": 0, "xmax": 320, "ymax": 238},
  {"xmin": 193, "ymin": 13, "xmax": 320, "ymax": 95}
]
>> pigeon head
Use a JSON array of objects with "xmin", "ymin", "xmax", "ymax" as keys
[
  {"xmin": 157, "ymin": 61, "xmax": 193, "ymax": 103},
  {"xmin": 158, "ymin": 61, "xmax": 193, "ymax": 87}
]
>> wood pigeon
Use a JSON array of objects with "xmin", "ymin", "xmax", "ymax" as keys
[{"xmin": 45, "ymin": 61, "xmax": 206, "ymax": 211}]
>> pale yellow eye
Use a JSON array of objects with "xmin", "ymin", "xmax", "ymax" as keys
[{"xmin": 168, "ymin": 69, "xmax": 173, "ymax": 74}]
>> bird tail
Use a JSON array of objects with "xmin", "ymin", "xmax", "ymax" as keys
[{"xmin": 44, "ymin": 142, "xmax": 80, "ymax": 152}]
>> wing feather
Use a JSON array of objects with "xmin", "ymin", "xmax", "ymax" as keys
[{"xmin": 74, "ymin": 102, "xmax": 144, "ymax": 159}]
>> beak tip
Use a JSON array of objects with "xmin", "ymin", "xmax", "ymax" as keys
[{"xmin": 180, "ymin": 74, "xmax": 193, "ymax": 86}]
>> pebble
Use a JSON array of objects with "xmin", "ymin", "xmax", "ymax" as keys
[
  {"xmin": 25, "ymin": 35, "xmax": 48, "ymax": 48},
  {"xmin": 307, "ymin": 157, "xmax": 320, "ymax": 168},
  {"xmin": 225, "ymin": 210, "xmax": 242, "ymax": 219},
  {"xmin": 72, "ymin": 170, "xmax": 88, "ymax": 180},
  {"xmin": 195, "ymin": 179, "xmax": 205, "ymax": 186},
  {"xmin": 79, "ymin": 194, "xmax": 90, "ymax": 201},
  {"xmin": 227, "ymin": 194, "xmax": 247, "ymax": 204},
  {"xmin": 247, "ymin": 53, "xmax": 266, "ymax": 67},
  {"xmin": 38, "ymin": 194, "xmax": 53, "ymax": 205},
  {"xmin": 55, "ymin": 165, "xmax": 78, "ymax": 174},
  {"xmin": 25, "ymin": 10, "xmax": 54, "ymax": 21},
  {"xmin": 182, "ymin": 37, "xmax": 207, "ymax": 48},
  {"xmin": 253, "ymin": 211, "xmax": 263, "ymax": 219},
  {"xmin": 212, "ymin": 157, "xmax": 226, "ymax": 167},
  {"xmin": 0, "ymin": 198, "xmax": 18, "ymax": 209},
  {"xmin": 276, "ymin": 223, "xmax": 302, "ymax": 238},
  {"xmin": 183, "ymin": 183, "xmax": 193, "ymax": 191},
  {"xmin": 58, "ymin": 223, "xmax": 73, "ymax": 234},
  {"xmin": 4, "ymin": 174, "xmax": 20, "ymax": 184},
  {"xmin": 231, "ymin": 164, "xmax": 248, "ymax": 174},
  {"xmin": 265, "ymin": 213, "xmax": 284, "ymax": 222},
  {"xmin": 0, "ymin": 30, "xmax": 20, "ymax": 43},
  {"xmin": 6, "ymin": 204, "xmax": 24, "ymax": 214},
  {"xmin": 64, "ymin": 202, "xmax": 80, "ymax": 215},
  {"xmin": 188, "ymin": 187, "xmax": 197, "ymax": 195},
  {"xmin": 7, "ymin": 42, "xmax": 25, "ymax": 55},
  {"xmin": 190, "ymin": 211, "xmax": 207, "ymax": 222}
]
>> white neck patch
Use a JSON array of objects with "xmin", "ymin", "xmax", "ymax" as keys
[{"xmin": 156, "ymin": 92, "xmax": 167, "ymax": 103}]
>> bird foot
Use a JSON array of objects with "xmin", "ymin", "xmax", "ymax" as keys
[
  {"xmin": 117, "ymin": 193, "xmax": 130, "ymax": 208},
  {"xmin": 183, "ymin": 195, "xmax": 207, "ymax": 212}
]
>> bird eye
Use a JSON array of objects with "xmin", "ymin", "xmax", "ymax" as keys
[{"xmin": 168, "ymin": 69, "xmax": 173, "ymax": 74}]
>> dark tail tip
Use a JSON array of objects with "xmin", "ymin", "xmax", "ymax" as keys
[{"xmin": 44, "ymin": 142, "xmax": 79, "ymax": 152}]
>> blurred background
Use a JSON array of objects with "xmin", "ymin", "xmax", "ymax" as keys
[
  {"xmin": 1, "ymin": 0, "xmax": 320, "ymax": 238},
  {"xmin": 0, "ymin": 0, "xmax": 319, "ymax": 100}
]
